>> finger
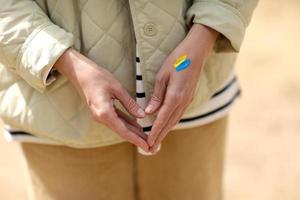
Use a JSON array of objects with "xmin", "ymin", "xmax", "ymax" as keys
[
  {"xmin": 147, "ymin": 93, "xmax": 179, "ymax": 146},
  {"xmin": 151, "ymin": 143, "xmax": 161, "ymax": 155},
  {"xmin": 115, "ymin": 108, "xmax": 142, "ymax": 130},
  {"xmin": 113, "ymin": 85, "xmax": 145, "ymax": 118},
  {"xmin": 150, "ymin": 116, "xmax": 179, "ymax": 153},
  {"xmin": 95, "ymin": 103, "xmax": 149, "ymax": 151},
  {"xmin": 145, "ymin": 74, "xmax": 168, "ymax": 114},
  {"xmin": 150, "ymin": 107, "xmax": 185, "ymax": 152},
  {"xmin": 110, "ymin": 117, "xmax": 149, "ymax": 152},
  {"xmin": 116, "ymin": 109, "xmax": 147, "ymax": 140},
  {"xmin": 119, "ymin": 117, "xmax": 148, "ymax": 141}
]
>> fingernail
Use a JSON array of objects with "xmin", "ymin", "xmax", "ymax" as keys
[
  {"xmin": 137, "ymin": 108, "xmax": 145, "ymax": 117},
  {"xmin": 145, "ymin": 105, "xmax": 153, "ymax": 113}
]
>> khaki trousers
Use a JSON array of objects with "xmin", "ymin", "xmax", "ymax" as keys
[{"xmin": 20, "ymin": 116, "xmax": 227, "ymax": 200}]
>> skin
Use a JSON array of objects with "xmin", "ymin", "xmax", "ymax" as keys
[
  {"xmin": 145, "ymin": 24, "xmax": 219, "ymax": 154},
  {"xmin": 53, "ymin": 48, "xmax": 150, "ymax": 152},
  {"xmin": 54, "ymin": 23, "xmax": 218, "ymax": 154}
]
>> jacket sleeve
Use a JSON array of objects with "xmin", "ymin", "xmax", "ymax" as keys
[
  {"xmin": 185, "ymin": 0, "xmax": 258, "ymax": 52},
  {"xmin": 0, "ymin": 0, "xmax": 74, "ymax": 92}
]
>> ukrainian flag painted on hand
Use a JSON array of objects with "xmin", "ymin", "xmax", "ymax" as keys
[{"xmin": 173, "ymin": 54, "xmax": 191, "ymax": 72}]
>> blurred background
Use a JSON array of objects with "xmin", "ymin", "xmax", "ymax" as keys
[{"xmin": 1, "ymin": 0, "xmax": 299, "ymax": 199}]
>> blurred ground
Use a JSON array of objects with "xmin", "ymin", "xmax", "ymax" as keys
[
  {"xmin": 1, "ymin": 0, "xmax": 300, "ymax": 199},
  {"xmin": 224, "ymin": 0, "xmax": 300, "ymax": 199}
]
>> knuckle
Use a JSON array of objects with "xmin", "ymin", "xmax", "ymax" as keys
[
  {"xmin": 94, "ymin": 107, "xmax": 110, "ymax": 122},
  {"xmin": 113, "ymin": 83, "xmax": 124, "ymax": 93},
  {"xmin": 101, "ymin": 83, "xmax": 112, "ymax": 92},
  {"xmin": 94, "ymin": 112, "xmax": 106, "ymax": 122},
  {"xmin": 155, "ymin": 74, "xmax": 165, "ymax": 85},
  {"xmin": 127, "ymin": 97, "xmax": 138, "ymax": 111},
  {"xmin": 91, "ymin": 112, "xmax": 100, "ymax": 122},
  {"xmin": 151, "ymin": 94, "xmax": 162, "ymax": 103},
  {"xmin": 98, "ymin": 110, "xmax": 108, "ymax": 119},
  {"xmin": 169, "ymin": 90, "xmax": 183, "ymax": 102}
]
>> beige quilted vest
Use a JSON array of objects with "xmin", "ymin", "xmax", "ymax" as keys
[{"xmin": 0, "ymin": 0, "xmax": 257, "ymax": 148}]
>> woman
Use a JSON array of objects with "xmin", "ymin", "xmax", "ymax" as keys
[{"xmin": 0, "ymin": 0, "xmax": 257, "ymax": 199}]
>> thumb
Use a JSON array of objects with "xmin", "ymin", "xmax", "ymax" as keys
[
  {"xmin": 145, "ymin": 76, "xmax": 167, "ymax": 114},
  {"xmin": 114, "ymin": 85, "xmax": 145, "ymax": 118}
]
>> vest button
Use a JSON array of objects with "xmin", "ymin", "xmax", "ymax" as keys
[{"xmin": 143, "ymin": 22, "xmax": 157, "ymax": 36}]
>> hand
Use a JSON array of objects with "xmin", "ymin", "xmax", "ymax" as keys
[
  {"xmin": 145, "ymin": 24, "xmax": 219, "ymax": 153},
  {"xmin": 54, "ymin": 48, "xmax": 150, "ymax": 152}
]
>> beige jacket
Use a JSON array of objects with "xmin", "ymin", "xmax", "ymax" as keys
[{"xmin": 0, "ymin": 0, "xmax": 258, "ymax": 148}]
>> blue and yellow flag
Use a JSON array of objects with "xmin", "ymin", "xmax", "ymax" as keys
[{"xmin": 173, "ymin": 54, "xmax": 191, "ymax": 71}]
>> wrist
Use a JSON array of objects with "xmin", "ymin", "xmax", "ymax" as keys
[
  {"xmin": 187, "ymin": 24, "xmax": 219, "ymax": 59},
  {"xmin": 189, "ymin": 23, "xmax": 219, "ymax": 41},
  {"xmin": 53, "ymin": 48, "xmax": 76, "ymax": 79},
  {"xmin": 53, "ymin": 48, "xmax": 104, "ymax": 92},
  {"xmin": 53, "ymin": 48, "xmax": 89, "ymax": 85},
  {"xmin": 53, "ymin": 48, "xmax": 92, "ymax": 99}
]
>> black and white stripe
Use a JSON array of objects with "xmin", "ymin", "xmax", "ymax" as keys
[
  {"xmin": 134, "ymin": 66, "xmax": 240, "ymax": 132},
  {"xmin": 175, "ymin": 72, "xmax": 240, "ymax": 129},
  {"xmin": 3, "ymin": 47, "xmax": 241, "ymax": 145},
  {"xmin": 134, "ymin": 43, "xmax": 241, "ymax": 131},
  {"xmin": 135, "ymin": 48, "xmax": 154, "ymax": 136},
  {"xmin": 3, "ymin": 128, "xmax": 59, "ymax": 145}
]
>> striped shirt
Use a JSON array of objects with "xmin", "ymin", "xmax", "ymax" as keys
[
  {"xmin": 3, "ymin": 47, "xmax": 241, "ymax": 145},
  {"xmin": 135, "ymin": 47, "xmax": 240, "ymax": 134}
]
